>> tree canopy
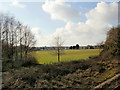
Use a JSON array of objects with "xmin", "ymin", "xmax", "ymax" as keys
[{"xmin": 101, "ymin": 26, "xmax": 120, "ymax": 58}]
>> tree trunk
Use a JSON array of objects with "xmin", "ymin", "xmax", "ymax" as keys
[
  {"xmin": 0, "ymin": 28, "xmax": 2, "ymax": 60},
  {"xmin": 58, "ymin": 48, "xmax": 60, "ymax": 62}
]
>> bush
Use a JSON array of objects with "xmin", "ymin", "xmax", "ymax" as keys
[
  {"xmin": 13, "ymin": 55, "xmax": 38, "ymax": 67},
  {"xmin": 100, "ymin": 26, "xmax": 120, "ymax": 59},
  {"xmin": 2, "ymin": 55, "xmax": 38, "ymax": 71},
  {"xmin": 2, "ymin": 59, "xmax": 14, "ymax": 72},
  {"xmin": 21, "ymin": 55, "xmax": 38, "ymax": 67}
]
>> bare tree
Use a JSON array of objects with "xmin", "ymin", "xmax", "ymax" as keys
[
  {"xmin": 0, "ymin": 13, "xmax": 36, "ymax": 61},
  {"xmin": 53, "ymin": 36, "xmax": 64, "ymax": 62},
  {"xmin": 0, "ymin": 14, "xmax": 2, "ymax": 60},
  {"xmin": 22, "ymin": 25, "xmax": 36, "ymax": 59},
  {"xmin": 9, "ymin": 16, "xmax": 16, "ymax": 58},
  {"xmin": 17, "ymin": 21, "xmax": 23, "ymax": 59}
]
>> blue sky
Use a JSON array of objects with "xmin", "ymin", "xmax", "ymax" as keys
[
  {"xmin": 0, "ymin": 2, "xmax": 97, "ymax": 34},
  {"xmin": 0, "ymin": 1, "xmax": 118, "ymax": 46}
]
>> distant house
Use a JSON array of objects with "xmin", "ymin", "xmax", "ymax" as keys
[
  {"xmin": 31, "ymin": 46, "xmax": 69, "ymax": 51},
  {"xmin": 31, "ymin": 44, "xmax": 103, "ymax": 51}
]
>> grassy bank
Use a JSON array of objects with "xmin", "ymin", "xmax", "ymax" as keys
[{"xmin": 2, "ymin": 58, "xmax": 120, "ymax": 88}]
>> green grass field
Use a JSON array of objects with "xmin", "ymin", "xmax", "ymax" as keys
[{"xmin": 30, "ymin": 49, "xmax": 101, "ymax": 64}]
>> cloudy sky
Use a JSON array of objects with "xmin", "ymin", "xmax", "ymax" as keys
[{"xmin": 0, "ymin": 0, "xmax": 118, "ymax": 46}]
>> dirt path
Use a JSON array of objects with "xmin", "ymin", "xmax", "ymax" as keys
[{"xmin": 94, "ymin": 73, "xmax": 120, "ymax": 89}]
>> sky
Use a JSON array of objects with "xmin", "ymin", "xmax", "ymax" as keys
[{"xmin": 0, "ymin": 0, "xmax": 119, "ymax": 46}]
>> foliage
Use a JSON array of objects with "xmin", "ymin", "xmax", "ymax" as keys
[
  {"xmin": 100, "ymin": 26, "xmax": 120, "ymax": 58},
  {"xmin": 2, "ymin": 55, "xmax": 38, "ymax": 72},
  {"xmin": 69, "ymin": 44, "xmax": 80, "ymax": 49}
]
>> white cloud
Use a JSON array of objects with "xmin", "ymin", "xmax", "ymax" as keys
[
  {"xmin": 31, "ymin": 28, "xmax": 41, "ymax": 37},
  {"xmin": 42, "ymin": 1, "xmax": 80, "ymax": 22},
  {"xmin": 50, "ymin": 21, "xmax": 112, "ymax": 46},
  {"xmin": 12, "ymin": 0, "xmax": 26, "ymax": 8},
  {"xmin": 31, "ymin": 28, "xmax": 52, "ymax": 46},
  {"xmin": 34, "ymin": 2, "xmax": 118, "ymax": 46},
  {"xmin": 46, "ymin": 2, "xmax": 118, "ymax": 46},
  {"xmin": 86, "ymin": 2, "xmax": 118, "ymax": 23}
]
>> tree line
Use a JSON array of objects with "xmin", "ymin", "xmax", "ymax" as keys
[
  {"xmin": 69, "ymin": 44, "xmax": 80, "ymax": 49},
  {"xmin": 0, "ymin": 13, "xmax": 36, "ymax": 61}
]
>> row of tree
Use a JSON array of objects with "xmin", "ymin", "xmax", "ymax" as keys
[
  {"xmin": 69, "ymin": 44, "xmax": 80, "ymax": 49},
  {"xmin": 0, "ymin": 13, "xmax": 36, "ymax": 60},
  {"xmin": 69, "ymin": 44, "xmax": 104, "ymax": 49}
]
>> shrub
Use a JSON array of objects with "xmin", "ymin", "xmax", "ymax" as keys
[
  {"xmin": 13, "ymin": 55, "xmax": 37, "ymax": 68},
  {"xmin": 21, "ymin": 55, "xmax": 38, "ymax": 67},
  {"xmin": 100, "ymin": 26, "xmax": 120, "ymax": 59},
  {"xmin": 2, "ymin": 54, "xmax": 38, "ymax": 71},
  {"xmin": 2, "ymin": 59, "xmax": 14, "ymax": 72}
]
